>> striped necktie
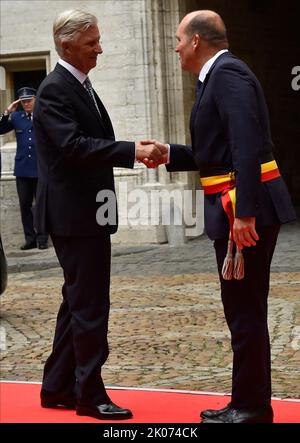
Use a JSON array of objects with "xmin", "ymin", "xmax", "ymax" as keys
[{"xmin": 83, "ymin": 77, "xmax": 102, "ymax": 118}]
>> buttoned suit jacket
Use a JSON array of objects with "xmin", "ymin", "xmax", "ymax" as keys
[
  {"xmin": 0, "ymin": 111, "xmax": 38, "ymax": 177},
  {"xmin": 167, "ymin": 52, "xmax": 296, "ymax": 239},
  {"xmin": 33, "ymin": 63, "xmax": 135, "ymax": 237}
]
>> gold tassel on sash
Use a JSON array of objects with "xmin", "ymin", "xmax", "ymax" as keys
[
  {"xmin": 222, "ymin": 239, "xmax": 234, "ymax": 280},
  {"xmin": 220, "ymin": 187, "xmax": 245, "ymax": 281},
  {"xmin": 233, "ymin": 247, "xmax": 244, "ymax": 280}
]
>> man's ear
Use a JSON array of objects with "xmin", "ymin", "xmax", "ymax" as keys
[
  {"xmin": 192, "ymin": 34, "xmax": 201, "ymax": 50},
  {"xmin": 61, "ymin": 40, "xmax": 71, "ymax": 56}
]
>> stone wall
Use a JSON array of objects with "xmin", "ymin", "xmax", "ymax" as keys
[{"xmin": 0, "ymin": 0, "xmax": 161, "ymax": 143}]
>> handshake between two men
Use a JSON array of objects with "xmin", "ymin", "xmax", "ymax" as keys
[{"xmin": 135, "ymin": 140, "xmax": 169, "ymax": 168}]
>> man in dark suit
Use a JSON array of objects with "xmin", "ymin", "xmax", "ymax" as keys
[
  {"xmin": 149, "ymin": 10, "xmax": 296, "ymax": 423},
  {"xmin": 0, "ymin": 87, "xmax": 48, "ymax": 250},
  {"xmin": 33, "ymin": 9, "xmax": 166, "ymax": 421}
]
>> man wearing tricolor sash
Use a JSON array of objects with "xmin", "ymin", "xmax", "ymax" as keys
[{"xmin": 144, "ymin": 10, "xmax": 296, "ymax": 423}]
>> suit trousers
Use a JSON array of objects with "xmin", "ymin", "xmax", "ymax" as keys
[
  {"xmin": 42, "ymin": 233, "xmax": 111, "ymax": 405},
  {"xmin": 16, "ymin": 177, "xmax": 48, "ymax": 245},
  {"xmin": 214, "ymin": 224, "xmax": 280, "ymax": 409}
]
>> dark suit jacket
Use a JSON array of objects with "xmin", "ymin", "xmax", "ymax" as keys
[
  {"xmin": 33, "ymin": 63, "xmax": 135, "ymax": 236},
  {"xmin": 167, "ymin": 52, "xmax": 296, "ymax": 239}
]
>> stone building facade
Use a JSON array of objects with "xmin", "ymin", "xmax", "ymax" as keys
[
  {"xmin": 0, "ymin": 0, "xmax": 204, "ymax": 249},
  {"xmin": 0, "ymin": 0, "xmax": 299, "ymax": 249}
]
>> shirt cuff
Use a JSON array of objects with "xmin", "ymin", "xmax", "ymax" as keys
[{"xmin": 165, "ymin": 144, "xmax": 170, "ymax": 164}]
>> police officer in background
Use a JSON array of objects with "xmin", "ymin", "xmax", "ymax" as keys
[{"xmin": 0, "ymin": 87, "xmax": 48, "ymax": 250}]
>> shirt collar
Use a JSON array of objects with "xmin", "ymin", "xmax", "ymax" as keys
[
  {"xmin": 199, "ymin": 49, "xmax": 228, "ymax": 82},
  {"xmin": 58, "ymin": 58, "xmax": 87, "ymax": 84}
]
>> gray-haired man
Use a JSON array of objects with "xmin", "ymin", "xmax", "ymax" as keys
[{"xmin": 34, "ymin": 9, "xmax": 166, "ymax": 421}]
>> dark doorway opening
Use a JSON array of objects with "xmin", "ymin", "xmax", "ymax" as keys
[{"xmin": 13, "ymin": 70, "xmax": 46, "ymax": 110}]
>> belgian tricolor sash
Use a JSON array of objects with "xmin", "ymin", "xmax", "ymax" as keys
[{"xmin": 200, "ymin": 160, "xmax": 280, "ymax": 280}]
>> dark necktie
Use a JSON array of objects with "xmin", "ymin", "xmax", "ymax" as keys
[
  {"xmin": 27, "ymin": 113, "xmax": 32, "ymax": 120},
  {"xmin": 83, "ymin": 77, "xmax": 102, "ymax": 118},
  {"xmin": 190, "ymin": 80, "xmax": 203, "ymax": 138},
  {"xmin": 196, "ymin": 80, "xmax": 203, "ymax": 98}
]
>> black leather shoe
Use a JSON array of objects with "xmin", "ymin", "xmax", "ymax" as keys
[
  {"xmin": 38, "ymin": 243, "xmax": 49, "ymax": 250},
  {"xmin": 200, "ymin": 402, "xmax": 231, "ymax": 419},
  {"xmin": 76, "ymin": 402, "xmax": 133, "ymax": 420},
  {"xmin": 20, "ymin": 241, "xmax": 37, "ymax": 250},
  {"xmin": 41, "ymin": 391, "xmax": 76, "ymax": 409},
  {"xmin": 201, "ymin": 405, "xmax": 274, "ymax": 423}
]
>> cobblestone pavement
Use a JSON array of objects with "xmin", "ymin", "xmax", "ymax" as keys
[{"xmin": 1, "ymin": 222, "xmax": 299, "ymax": 399}]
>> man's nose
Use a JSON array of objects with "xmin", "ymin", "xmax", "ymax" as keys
[{"xmin": 96, "ymin": 43, "xmax": 103, "ymax": 54}]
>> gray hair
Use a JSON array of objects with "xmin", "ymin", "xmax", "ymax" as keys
[{"xmin": 53, "ymin": 9, "xmax": 98, "ymax": 56}]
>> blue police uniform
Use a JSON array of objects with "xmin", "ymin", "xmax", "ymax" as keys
[
  {"xmin": 0, "ymin": 87, "xmax": 48, "ymax": 249},
  {"xmin": 0, "ymin": 111, "xmax": 38, "ymax": 177}
]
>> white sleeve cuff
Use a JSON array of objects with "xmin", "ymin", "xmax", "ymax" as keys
[{"xmin": 165, "ymin": 144, "xmax": 170, "ymax": 164}]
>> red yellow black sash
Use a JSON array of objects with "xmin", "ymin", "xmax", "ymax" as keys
[
  {"xmin": 200, "ymin": 160, "xmax": 280, "ymax": 280},
  {"xmin": 200, "ymin": 160, "xmax": 280, "ymax": 195}
]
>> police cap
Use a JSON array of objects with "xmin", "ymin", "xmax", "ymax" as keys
[{"xmin": 17, "ymin": 87, "xmax": 36, "ymax": 100}]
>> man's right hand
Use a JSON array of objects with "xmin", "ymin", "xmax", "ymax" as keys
[
  {"xmin": 135, "ymin": 140, "xmax": 168, "ymax": 165},
  {"xmin": 5, "ymin": 99, "xmax": 21, "ymax": 114},
  {"xmin": 233, "ymin": 216, "xmax": 259, "ymax": 250}
]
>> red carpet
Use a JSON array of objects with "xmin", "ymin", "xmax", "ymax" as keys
[{"xmin": 0, "ymin": 381, "xmax": 299, "ymax": 423}]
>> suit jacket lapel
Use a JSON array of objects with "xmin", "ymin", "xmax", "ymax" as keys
[
  {"xmin": 190, "ymin": 52, "xmax": 231, "ymax": 139},
  {"xmin": 189, "ymin": 74, "xmax": 211, "ymax": 141},
  {"xmin": 94, "ymin": 92, "xmax": 115, "ymax": 139},
  {"xmin": 54, "ymin": 64, "xmax": 109, "ymax": 134}
]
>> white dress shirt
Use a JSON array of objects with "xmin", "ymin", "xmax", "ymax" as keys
[
  {"xmin": 58, "ymin": 58, "xmax": 87, "ymax": 84},
  {"xmin": 198, "ymin": 49, "xmax": 228, "ymax": 82}
]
